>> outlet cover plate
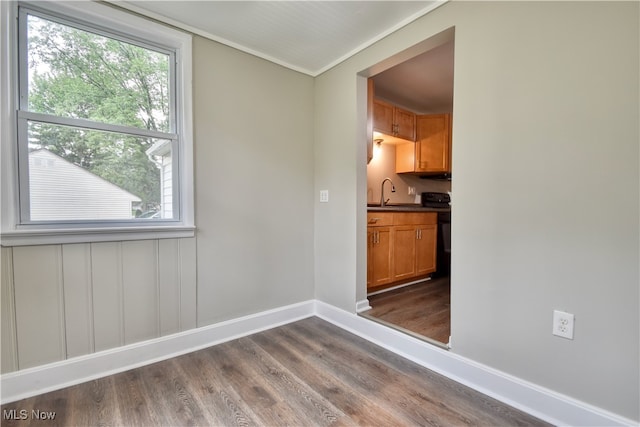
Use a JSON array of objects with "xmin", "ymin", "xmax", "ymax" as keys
[{"xmin": 552, "ymin": 310, "xmax": 575, "ymax": 339}]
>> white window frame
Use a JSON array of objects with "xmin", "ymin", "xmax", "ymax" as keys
[{"xmin": 1, "ymin": 1, "xmax": 194, "ymax": 246}]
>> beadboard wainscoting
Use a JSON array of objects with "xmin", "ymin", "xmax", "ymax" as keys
[{"xmin": 0, "ymin": 238, "xmax": 197, "ymax": 374}]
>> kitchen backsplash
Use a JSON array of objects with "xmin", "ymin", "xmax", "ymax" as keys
[{"xmin": 367, "ymin": 142, "xmax": 451, "ymax": 204}]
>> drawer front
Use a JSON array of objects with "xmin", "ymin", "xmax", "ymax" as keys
[
  {"xmin": 393, "ymin": 212, "xmax": 437, "ymax": 225},
  {"xmin": 367, "ymin": 212, "xmax": 394, "ymax": 226}
]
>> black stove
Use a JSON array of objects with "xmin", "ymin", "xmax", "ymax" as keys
[
  {"xmin": 421, "ymin": 192, "xmax": 452, "ymax": 277},
  {"xmin": 421, "ymin": 192, "xmax": 450, "ymax": 208}
]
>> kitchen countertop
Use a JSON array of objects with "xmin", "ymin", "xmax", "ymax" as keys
[{"xmin": 367, "ymin": 203, "xmax": 451, "ymax": 213}]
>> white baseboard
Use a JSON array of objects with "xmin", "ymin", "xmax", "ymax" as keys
[
  {"xmin": 366, "ymin": 277, "xmax": 430, "ymax": 297},
  {"xmin": 355, "ymin": 298, "xmax": 371, "ymax": 313},
  {"xmin": 2, "ymin": 299, "xmax": 636, "ymax": 426},
  {"xmin": 314, "ymin": 300, "xmax": 637, "ymax": 427},
  {"xmin": 0, "ymin": 300, "xmax": 315, "ymax": 404}
]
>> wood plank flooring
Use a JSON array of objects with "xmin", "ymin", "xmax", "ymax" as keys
[
  {"xmin": 1, "ymin": 317, "xmax": 549, "ymax": 426},
  {"xmin": 364, "ymin": 276, "xmax": 451, "ymax": 344}
]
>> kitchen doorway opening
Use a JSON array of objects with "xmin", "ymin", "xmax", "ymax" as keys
[{"xmin": 358, "ymin": 28, "xmax": 455, "ymax": 349}]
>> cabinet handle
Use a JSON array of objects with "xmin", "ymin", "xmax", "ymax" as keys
[
  {"xmin": 416, "ymin": 229, "xmax": 420, "ymax": 240},
  {"xmin": 375, "ymin": 230, "xmax": 379, "ymax": 244},
  {"xmin": 419, "ymin": 229, "xmax": 422, "ymax": 239},
  {"xmin": 369, "ymin": 217, "xmax": 382, "ymax": 224}
]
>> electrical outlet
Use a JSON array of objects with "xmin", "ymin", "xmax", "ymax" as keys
[
  {"xmin": 408, "ymin": 186, "xmax": 416, "ymax": 196},
  {"xmin": 319, "ymin": 190, "xmax": 329, "ymax": 203},
  {"xmin": 552, "ymin": 310, "xmax": 574, "ymax": 339}
]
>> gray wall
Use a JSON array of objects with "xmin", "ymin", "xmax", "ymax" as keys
[
  {"xmin": 314, "ymin": 1, "xmax": 639, "ymax": 421},
  {"xmin": 192, "ymin": 36, "xmax": 315, "ymax": 325}
]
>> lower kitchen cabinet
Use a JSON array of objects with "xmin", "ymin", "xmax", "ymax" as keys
[
  {"xmin": 367, "ymin": 212, "xmax": 394, "ymax": 289},
  {"xmin": 392, "ymin": 225, "xmax": 418, "ymax": 282},
  {"xmin": 416, "ymin": 224, "xmax": 437, "ymax": 275},
  {"xmin": 367, "ymin": 226, "xmax": 393, "ymax": 288},
  {"xmin": 367, "ymin": 211, "xmax": 438, "ymax": 292}
]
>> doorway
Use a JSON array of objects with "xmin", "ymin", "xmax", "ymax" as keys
[{"xmin": 359, "ymin": 29, "xmax": 454, "ymax": 348}]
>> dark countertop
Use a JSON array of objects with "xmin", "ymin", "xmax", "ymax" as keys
[{"xmin": 367, "ymin": 203, "xmax": 451, "ymax": 213}]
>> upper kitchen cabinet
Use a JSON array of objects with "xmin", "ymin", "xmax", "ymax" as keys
[
  {"xmin": 396, "ymin": 113, "xmax": 451, "ymax": 174},
  {"xmin": 373, "ymin": 99, "xmax": 416, "ymax": 142}
]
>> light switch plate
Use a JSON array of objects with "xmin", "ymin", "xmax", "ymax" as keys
[{"xmin": 320, "ymin": 190, "xmax": 329, "ymax": 203}]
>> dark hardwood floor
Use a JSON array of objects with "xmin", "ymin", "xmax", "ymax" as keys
[
  {"xmin": 364, "ymin": 276, "xmax": 451, "ymax": 344},
  {"xmin": 1, "ymin": 317, "xmax": 549, "ymax": 426}
]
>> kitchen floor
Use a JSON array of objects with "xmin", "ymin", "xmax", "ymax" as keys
[{"xmin": 362, "ymin": 276, "xmax": 450, "ymax": 345}]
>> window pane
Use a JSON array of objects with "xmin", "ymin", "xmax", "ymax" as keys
[
  {"xmin": 26, "ymin": 14, "xmax": 171, "ymax": 132},
  {"xmin": 27, "ymin": 121, "xmax": 173, "ymax": 221}
]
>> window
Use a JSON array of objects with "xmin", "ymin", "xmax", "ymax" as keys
[{"xmin": 1, "ymin": 1, "xmax": 194, "ymax": 245}]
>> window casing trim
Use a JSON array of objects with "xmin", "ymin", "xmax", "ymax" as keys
[{"xmin": 1, "ymin": 1, "xmax": 194, "ymax": 246}]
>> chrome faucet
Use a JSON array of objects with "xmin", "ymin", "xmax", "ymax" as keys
[{"xmin": 380, "ymin": 177, "xmax": 396, "ymax": 206}]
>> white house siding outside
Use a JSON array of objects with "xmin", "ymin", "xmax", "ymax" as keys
[
  {"xmin": 161, "ymin": 155, "xmax": 172, "ymax": 219},
  {"xmin": 146, "ymin": 139, "xmax": 173, "ymax": 219},
  {"xmin": 29, "ymin": 149, "xmax": 141, "ymax": 221}
]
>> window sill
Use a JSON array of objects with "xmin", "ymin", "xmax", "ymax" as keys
[{"xmin": 1, "ymin": 225, "xmax": 196, "ymax": 247}]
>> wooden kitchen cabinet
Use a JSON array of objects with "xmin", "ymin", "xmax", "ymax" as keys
[
  {"xmin": 367, "ymin": 213, "xmax": 394, "ymax": 288},
  {"xmin": 392, "ymin": 212, "xmax": 437, "ymax": 282},
  {"xmin": 394, "ymin": 107, "xmax": 416, "ymax": 141},
  {"xmin": 416, "ymin": 224, "xmax": 437, "ymax": 275},
  {"xmin": 367, "ymin": 226, "xmax": 393, "ymax": 288},
  {"xmin": 396, "ymin": 113, "xmax": 451, "ymax": 174},
  {"xmin": 373, "ymin": 99, "xmax": 416, "ymax": 142},
  {"xmin": 391, "ymin": 223, "xmax": 437, "ymax": 282},
  {"xmin": 372, "ymin": 99, "xmax": 394, "ymax": 135},
  {"xmin": 367, "ymin": 211, "xmax": 438, "ymax": 292},
  {"xmin": 391, "ymin": 225, "xmax": 418, "ymax": 282}
]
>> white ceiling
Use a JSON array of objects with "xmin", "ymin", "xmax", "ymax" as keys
[
  {"xmin": 115, "ymin": 0, "xmax": 453, "ymax": 112},
  {"xmin": 373, "ymin": 39, "xmax": 454, "ymax": 113},
  {"xmin": 116, "ymin": 1, "xmax": 445, "ymax": 77}
]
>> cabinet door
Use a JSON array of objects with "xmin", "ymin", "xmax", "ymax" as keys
[
  {"xmin": 394, "ymin": 107, "xmax": 416, "ymax": 141},
  {"xmin": 368, "ymin": 227, "xmax": 393, "ymax": 288},
  {"xmin": 392, "ymin": 225, "xmax": 417, "ymax": 282},
  {"xmin": 416, "ymin": 224, "xmax": 437, "ymax": 276},
  {"xmin": 367, "ymin": 228, "xmax": 374, "ymax": 288},
  {"xmin": 395, "ymin": 142, "xmax": 415, "ymax": 174},
  {"xmin": 415, "ymin": 114, "xmax": 451, "ymax": 173},
  {"xmin": 372, "ymin": 100, "xmax": 394, "ymax": 135}
]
